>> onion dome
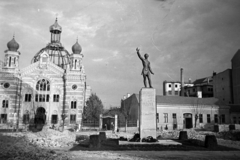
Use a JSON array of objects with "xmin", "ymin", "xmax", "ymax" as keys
[
  {"xmin": 72, "ymin": 39, "xmax": 82, "ymax": 54},
  {"xmin": 50, "ymin": 18, "xmax": 62, "ymax": 33},
  {"xmin": 7, "ymin": 36, "xmax": 19, "ymax": 52}
]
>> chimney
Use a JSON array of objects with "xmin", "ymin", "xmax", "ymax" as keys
[
  {"xmin": 127, "ymin": 93, "xmax": 131, "ymax": 98},
  {"xmin": 180, "ymin": 68, "xmax": 185, "ymax": 96},
  {"xmin": 123, "ymin": 95, "xmax": 126, "ymax": 100}
]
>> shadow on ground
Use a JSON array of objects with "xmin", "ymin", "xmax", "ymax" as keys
[{"xmin": 69, "ymin": 138, "xmax": 240, "ymax": 152}]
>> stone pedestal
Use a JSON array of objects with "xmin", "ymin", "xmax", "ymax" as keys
[
  {"xmin": 139, "ymin": 88, "xmax": 157, "ymax": 140},
  {"xmin": 99, "ymin": 114, "xmax": 103, "ymax": 130}
]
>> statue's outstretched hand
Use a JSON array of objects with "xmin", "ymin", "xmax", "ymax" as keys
[{"xmin": 136, "ymin": 48, "xmax": 140, "ymax": 52}]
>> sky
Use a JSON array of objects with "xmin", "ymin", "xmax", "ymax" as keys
[{"xmin": 1, "ymin": 0, "xmax": 240, "ymax": 108}]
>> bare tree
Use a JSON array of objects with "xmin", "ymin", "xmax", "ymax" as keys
[
  {"xmin": 192, "ymin": 98, "xmax": 203, "ymax": 128},
  {"xmin": 120, "ymin": 99, "xmax": 131, "ymax": 132}
]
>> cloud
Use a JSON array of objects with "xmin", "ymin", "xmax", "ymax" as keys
[{"xmin": 92, "ymin": 58, "xmax": 103, "ymax": 62}]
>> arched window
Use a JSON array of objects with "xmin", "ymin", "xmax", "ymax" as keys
[
  {"xmin": 9, "ymin": 57, "xmax": 11, "ymax": 67},
  {"xmin": 74, "ymin": 59, "xmax": 77, "ymax": 69},
  {"xmin": 71, "ymin": 101, "xmax": 77, "ymax": 109},
  {"xmin": 2, "ymin": 100, "xmax": 8, "ymax": 108},
  {"xmin": 36, "ymin": 79, "xmax": 50, "ymax": 91}
]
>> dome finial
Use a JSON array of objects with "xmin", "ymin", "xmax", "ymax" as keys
[
  {"xmin": 76, "ymin": 36, "xmax": 78, "ymax": 42},
  {"xmin": 56, "ymin": 13, "xmax": 58, "ymax": 22},
  {"xmin": 13, "ymin": 32, "xmax": 15, "ymax": 39}
]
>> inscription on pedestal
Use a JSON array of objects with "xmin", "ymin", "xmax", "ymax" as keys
[{"xmin": 139, "ymin": 88, "xmax": 156, "ymax": 140}]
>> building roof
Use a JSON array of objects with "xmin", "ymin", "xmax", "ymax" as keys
[
  {"xmin": 193, "ymin": 76, "xmax": 212, "ymax": 85},
  {"xmin": 156, "ymin": 95, "xmax": 223, "ymax": 106}
]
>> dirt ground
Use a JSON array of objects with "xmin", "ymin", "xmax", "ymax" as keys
[{"xmin": 1, "ymin": 129, "xmax": 240, "ymax": 160}]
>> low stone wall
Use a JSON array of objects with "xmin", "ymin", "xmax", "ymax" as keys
[
  {"xmin": 235, "ymin": 124, "xmax": 240, "ymax": 130},
  {"xmin": 214, "ymin": 124, "xmax": 240, "ymax": 132},
  {"xmin": 118, "ymin": 127, "xmax": 138, "ymax": 133}
]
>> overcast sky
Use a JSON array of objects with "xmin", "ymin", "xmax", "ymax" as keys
[{"xmin": 1, "ymin": 0, "xmax": 240, "ymax": 108}]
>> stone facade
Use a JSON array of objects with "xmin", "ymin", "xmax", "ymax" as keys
[
  {"xmin": 213, "ymin": 69, "xmax": 233, "ymax": 104},
  {"xmin": 0, "ymin": 19, "xmax": 91, "ymax": 128}
]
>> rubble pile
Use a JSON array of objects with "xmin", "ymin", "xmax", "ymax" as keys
[
  {"xmin": 26, "ymin": 129, "xmax": 76, "ymax": 148},
  {"xmin": 0, "ymin": 132, "xmax": 71, "ymax": 160}
]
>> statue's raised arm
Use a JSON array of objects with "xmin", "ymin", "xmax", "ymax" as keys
[{"xmin": 136, "ymin": 48, "xmax": 143, "ymax": 60}]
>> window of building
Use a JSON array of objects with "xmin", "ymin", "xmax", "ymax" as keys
[
  {"xmin": 172, "ymin": 113, "xmax": 176, "ymax": 119},
  {"xmin": 2, "ymin": 100, "xmax": 8, "ymax": 108},
  {"xmin": 9, "ymin": 57, "xmax": 11, "ymax": 67},
  {"xmin": 164, "ymin": 113, "xmax": 168, "ymax": 123},
  {"xmin": 53, "ymin": 94, "xmax": 59, "ymax": 102},
  {"xmin": 169, "ymin": 84, "xmax": 171, "ymax": 88},
  {"xmin": 25, "ymin": 94, "xmax": 32, "ymax": 102},
  {"xmin": 71, "ymin": 101, "xmax": 77, "ymax": 109},
  {"xmin": 51, "ymin": 115, "xmax": 58, "ymax": 124},
  {"xmin": 168, "ymin": 91, "xmax": 172, "ymax": 95},
  {"xmin": 36, "ymin": 79, "xmax": 50, "ymax": 91},
  {"xmin": 175, "ymin": 84, "xmax": 178, "ymax": 88},
  {"xmin": 70, "ymin": 114, "xmax": 76, "ymax": 124},
  {"xmin": 0, "ymin": 114, "xmax": 7, "ymax": 124},
  {"xmin": 221, "ymin": 114, "xmax": 225, "ymax": 123},
  {"xmin": 193, "ymin": 88, "xmax": 196, "ymax": 92},
  {"xmin": 35, "ymin": 94, "xmax": 49, "ymax": 102},
  {"xmin": 214, "ymin": 114, "xmax": 218, "ymax": 123},
  {"xmin": 23, "ymin": 114, "xmax": 30, "ymax": 124},
  {"xmin": 199, "ymin": 114, "xmax": 203, "ymax": 123},
  {"xmin": 172, "ymin": 113, "xmax": 177, "ymax": 123},
  {"xmin": 156, "ymin": 113, "xmax": 159, "ymax": 123},
  {"xmin": 233, "ymin": 117, "xmax": 236, "ymax": 124},
  {"xmin": 207, "ymin": 114, "xmax": 211, "ymax": 123},
  {"xmin": 175, "ymin": 91, "xmax": 178, "ymax": 95},
  {"xmin": 3, "ymin": 82, "xmax": 10, "ymax": 88}
]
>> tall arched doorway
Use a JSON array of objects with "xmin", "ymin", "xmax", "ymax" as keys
[
  {"xmin": 183, "ymin": 113, "xmax": 192, "ymax": 129},
  {"xmin": 35, "ymin": 107, "xmax": 46, "ymax": 125}
]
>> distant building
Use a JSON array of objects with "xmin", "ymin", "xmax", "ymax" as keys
[
  {"xmin": 184, "ymin": 76, "xmax": 213, "ymax": 98},
  {"xmin": 121, "ymin": 94, "xmax": 230, "ymax": 130},
  {"xmin": 232, "ymin": 50, "xmax": 240, "ymax": 104},
  {"xmin": 213, "ymin": 69, "xmax": 233, "ymax": 104},
  {"xmin": 163, "ymin": 81, "xmax": 193, "ymax": 96}
]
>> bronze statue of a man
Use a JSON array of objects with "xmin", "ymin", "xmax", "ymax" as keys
[{"xmin": 136, "ymin": 48, "xmax": 154, "ymax": 88}]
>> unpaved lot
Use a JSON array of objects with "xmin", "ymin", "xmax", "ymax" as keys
[{"xmin": 1, "ymin": 129, "xmax": 240, "ymax": 160}]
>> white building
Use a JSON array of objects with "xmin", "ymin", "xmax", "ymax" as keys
[{"xmin": 0, "ymin": 19, "xmax": 91, "ymax": 128}]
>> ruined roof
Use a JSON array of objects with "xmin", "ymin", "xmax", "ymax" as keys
[{"xmin": 193, "ymin": 76, "xmax": 212, "ymax": 85}]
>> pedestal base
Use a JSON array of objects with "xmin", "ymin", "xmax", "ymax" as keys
[{"xmin": 139, "ymin": 88, "xmax": 157, "ymax": 140}]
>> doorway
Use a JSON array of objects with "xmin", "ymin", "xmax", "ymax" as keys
[
  {"xmin": 183, "ymin": 113, "xmax": 192, "ymax": 129},
  {"xmin": 35, "ymin": 107, "xmax": 46, "ymax": 125}
]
